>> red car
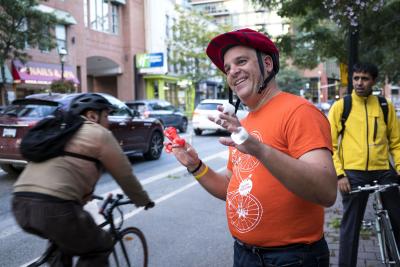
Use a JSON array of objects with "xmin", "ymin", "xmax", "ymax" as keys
[{"xmin": 0, "ymin": 93, "xmax": 164, "ymax": 175}]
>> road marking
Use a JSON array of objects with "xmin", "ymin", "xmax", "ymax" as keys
[
  {"xmin": 20, "ymin": 167, "xmax": 225, "ymax": 267},
  {"xmin": 104, "ymin": 150, "xmax": 228, "ymax": 196},
  {"xmin": 115, "ymin": 166, "xmax": 226, "ymax": 222}
]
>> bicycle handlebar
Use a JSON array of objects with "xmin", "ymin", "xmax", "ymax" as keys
[
  {"xmin": 92, "ymin": 193, "xmax": 133, "ymax": 217},
  {"xmin": 349, "ymin": 183, "xmax": 399, "ymax": 194}
]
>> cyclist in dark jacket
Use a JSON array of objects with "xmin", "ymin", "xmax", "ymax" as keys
[{"xmin": 12, "ymin": 93, "xmax": 154, "ymax": 267}]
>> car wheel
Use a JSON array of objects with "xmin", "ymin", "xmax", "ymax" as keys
[
  {"xmin": 0, "ymin": 163, "xmax": 24, "ymax": 176},
  {"xmin": 178, "ymin": 118, "xmax": 188, "ymax": 133},
  {"xmin": 143, "ymin": 131, "xmax": 163, "ymax": 160},
  {"xmin": 194, "ymin": 129, "xmax": 202, "ymax": 136}
]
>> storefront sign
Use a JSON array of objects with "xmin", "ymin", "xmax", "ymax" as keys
[
  {"xmin": 136, "ymin": 52, "xmax": 167, "ymax": 74},
  {"xmin": 12, "ymin": 60, "xmax": 79, "ymax": 85}
]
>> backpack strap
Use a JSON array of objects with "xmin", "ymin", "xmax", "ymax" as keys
[
  {"xmin": 377, "ymin": 95, "xmax": 388, "ymax": 125},
  {"xmin": 340, "ymin": 95, "xmax": 352, "ymax": 136},
  {"xmin": 63, "ymin": 151, "xmax": 101, "ymax": 165}
]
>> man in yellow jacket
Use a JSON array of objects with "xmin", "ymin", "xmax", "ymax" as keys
[{"xmin": 328, "ymin": 62, "xmax": 400, "ymax": 267}]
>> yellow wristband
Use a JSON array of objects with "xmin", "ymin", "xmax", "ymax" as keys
[{"xmin": 194, "ymin": 165, "xmax": 209, "ymax": 180}]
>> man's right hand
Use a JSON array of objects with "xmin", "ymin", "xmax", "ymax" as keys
[{"xmin": 338, "ymin": 177, "xmax": 351, "ymax": 193}]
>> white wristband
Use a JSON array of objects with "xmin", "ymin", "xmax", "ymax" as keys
[{"xmin": 231, "ymin": 127, "xmax": 249, "ymax": 145}]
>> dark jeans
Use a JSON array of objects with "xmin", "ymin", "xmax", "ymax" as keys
[
  {"xmin": 233, "ymin": 237, "xmax": 330, "ymax": 267},
  {"xmin": 339, "ymin": 169, "xmax": 400, "ymax": 267},
  {"xmin": 12, "ymin": 194, "xmax": 113, "ymax": 267}
]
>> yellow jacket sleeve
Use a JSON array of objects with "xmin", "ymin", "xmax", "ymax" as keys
[
  {"xmin": 387, "ymin": 101, "xmax": 400, "ymax": 173},
  {"xmin": 328, "ymin": 100, "xmax": 345, "ymax": 177}
]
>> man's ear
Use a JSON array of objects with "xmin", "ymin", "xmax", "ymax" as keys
[
  {"xmin": 263, "ymin": 55, "xmax": 274, "ymax": 73},
  {"xmin": 84, "ymin": 110, "xmax": 99, "ymax": 123}
]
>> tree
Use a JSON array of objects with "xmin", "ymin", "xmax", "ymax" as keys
[
  {"xmin": 0, "ymin": 0, "xmax": 58, "ymax": 104},
  {"xmin": 167, "ymin": 6, "xmax": 231, "ymax": 94},
  {"xmin": 276, "ymin": 67, "xmax": 306, "ymax": 95},
  {"xmin": 250, "ymin": 0, "xmax": 400, "ymax": 85},
  {"xmin": 50, "ymin": 79, "xmax": 76, "ymax": 94}
]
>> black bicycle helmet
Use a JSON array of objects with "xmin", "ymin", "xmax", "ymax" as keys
[{"xmin": 69, "ymin": 93, "xmax": 115, "ymax": 115}]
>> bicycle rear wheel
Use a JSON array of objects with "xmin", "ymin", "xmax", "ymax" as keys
[
  {"xmin": 380, "ymin": 214, "xmax": 400, "ymax": 266},
  {"xmin": 110, "ymin": 227, "xmax": 148, "ymax": 267}
]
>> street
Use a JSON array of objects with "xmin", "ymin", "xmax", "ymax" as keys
[
  {"xmin": 0, "ymin": 130, "xmax": 234, "ymax": 267},
  {"xmin": 0, "ymin": 126, "xmax": 390, "ymax": 267}
]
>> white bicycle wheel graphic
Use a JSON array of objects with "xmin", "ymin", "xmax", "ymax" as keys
[
  {"xmin": 227, "ymin": 191, "xmax": 263, "ymax": 233},
  {"xmin": 231, "ymin": 131, "xmax": 262, "ymax": 172}
]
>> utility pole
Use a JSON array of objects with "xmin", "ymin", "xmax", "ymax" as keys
[{"xmin": 347, "ymin": 26, "xmax": 359, "ymax": 94}]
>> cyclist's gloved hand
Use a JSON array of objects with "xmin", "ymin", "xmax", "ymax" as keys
[{"xmin": 144, "ymin": 201, "xmax": 155, "ymax": 210}]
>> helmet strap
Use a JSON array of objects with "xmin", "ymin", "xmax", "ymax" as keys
[
  {"xmin": 96, "ymin": 110, "xmax": 102, "ymax": 123},
  {"xmin": 257, "ymin": 70, "xmax": 275, "ymax": 94},
  {"xmin": 256, "ymin": 51, "xmax": 276, "ymax": 94},
  {"xmin": 228, "ymin": 88, "xmax": 241, "ymax": 115}
]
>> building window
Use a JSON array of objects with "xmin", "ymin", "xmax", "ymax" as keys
[
  {"xmin": 111, "ymin": 4, "xmax": 119, "ymax": 34},
  {"xmin": 84, "ymin": 0, "xmax": 88, "ymax": 27},
  {"xmin": 19, "ymin": 18, "xmax": 30, "ymax": 49},
  {"xmin": 55, "ymin": 24, "xmax": 67, "ymax": 51},
  {"xmin": 154, "ymin": 80, "xmax": 159, "ymax": 98},
  {"xmin": 89, "ymin": 0, "xmax": 119, "ymax": 34},
  {"xmin": 39, "ymin": 25, "xmax": 51, "ymax": 52},
  {"xmin": 165, "ymin": 15, "xmax": 170, "ymax": 38}
]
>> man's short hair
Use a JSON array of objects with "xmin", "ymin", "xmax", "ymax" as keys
[{"xmin": 353, "ymin": 62, "xmax": 378, "ymax": 80}]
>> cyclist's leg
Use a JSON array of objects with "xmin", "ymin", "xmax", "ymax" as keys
[
  {"xmin": 12, "ymin": 196, "xmax": 74, "ymax": 267},
  {"xmin": 47, "ymin": 249, "xmax": 73, "ymax": 267},
  {"xmin": 44, "ymin": 203, "xmax": 113, "ymax": 267},
  {"xmin": 378, "ymin": 169, "xmax": 400, "ymax": 248},
  {"xmin": 339, "ymin": 170, "xmax": 370, "ymax": 267},
  {"xmin": 12, "ymin": 196, "xmax": 112, "ymax": 267}
]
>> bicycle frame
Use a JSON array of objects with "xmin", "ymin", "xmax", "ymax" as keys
[{"xmin": 350, "ymin": 182, "xmax": 400, "ymax": 266}]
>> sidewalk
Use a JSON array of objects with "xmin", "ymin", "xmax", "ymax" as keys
[{"xmin": 325, "ymin": 192, "xmax": 385, "ymax": 267}]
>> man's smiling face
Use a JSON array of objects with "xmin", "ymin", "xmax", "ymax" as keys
[{"xmin": 223, "ymin": 46, "xmax": 263, "ymax": 102}]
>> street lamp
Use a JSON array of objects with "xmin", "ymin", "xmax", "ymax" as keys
[{"xmin": 58, "ymin": 48, "xmax": 67, "ymax": 81}]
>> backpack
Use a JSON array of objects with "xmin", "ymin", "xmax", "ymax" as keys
[
  {"xmin": 20, "ymin": 112, "xmax": 100, "ymax": 164},
  {"xmin": 339, "ymin": 94, "xmax": 388, "ymax": 136}
]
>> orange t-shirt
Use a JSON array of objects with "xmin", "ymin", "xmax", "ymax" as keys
[{"xmin": 226, "ymin": 92, "xmax": 332, "ymax": 247}]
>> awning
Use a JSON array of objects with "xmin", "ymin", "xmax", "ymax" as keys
[
  {"xmin": 111, "ymin": 0, "xmax": 126, "ymax": 4},
  {"xmin": 0, "ymin": 65, "xmax": 13, "ymax": 83},
  {"xmin": 12, "ymin": 60, "xmax": 80, "ymax": 85},
  {"xmin": 34, "ymin": 4, "xmax": 77, "ymax": 25}
]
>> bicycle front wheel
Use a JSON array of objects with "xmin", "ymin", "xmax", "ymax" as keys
[
  {"xmin": 380, "ymin": 214, "xmax": 400, "ymax": 266},
  {"xmin": 110, "ymin": 227, "xmax": 148, "ymax": 267}
]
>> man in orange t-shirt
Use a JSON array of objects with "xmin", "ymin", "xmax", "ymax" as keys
[{"xmin": 169, "ymin": 28, "xmax": 337, "ymax": 267}]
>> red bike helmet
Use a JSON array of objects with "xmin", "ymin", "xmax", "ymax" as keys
[{"xmin": 206, "ymin": 28, "xmax": 279, "ymax": 76}]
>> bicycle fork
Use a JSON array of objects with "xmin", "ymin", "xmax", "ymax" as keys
[
  {"xmin": 376, "ymin": 215, "xmax": 388, "ymax": 264},
  {"xmin": 376, "ymin": 211, "xmax": 400, "ymax": 265}
]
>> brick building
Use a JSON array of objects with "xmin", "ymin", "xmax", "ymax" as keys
[{"xmin": 4, "ymin": 0, "xmax": 146, "ymax": 104}]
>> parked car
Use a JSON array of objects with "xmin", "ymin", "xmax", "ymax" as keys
[
  {"xmin": 315, "ymin": 102, "xmax": 332, "ymax": 113},
  {"xmin": 125, "ymin": 99, "xmax": 188, "ymax": 133},
  {"xmin": 192, "ymin": 99, "xmax": 249, "ymax": 136},
  {"xmin": 0, "ymin": 105, "xmax": 5, "ymax": 113},
  {"xmin": 0, "ymin": 93, "xmax": 164, "ymax": 175}
]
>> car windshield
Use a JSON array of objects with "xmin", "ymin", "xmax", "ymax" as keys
[
  {"xmin": 196, "ymin": 103, "xmax": 221, "ymax": 110},
  {"xmin": 152, "ymin": 104, "xmax": 174, "ymax": 111},
  {"xmin": 3, "ymin": 104, "xmax": 57, "ymax": 118},
  {"xmin": 130, "ymin": 103, "xmax": 146, "ymax": 112}
]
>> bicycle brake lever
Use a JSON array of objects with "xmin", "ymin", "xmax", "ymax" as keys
[{"xmin": 99, "ymin": 193, "xmax": 113, "ymax": 215}]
